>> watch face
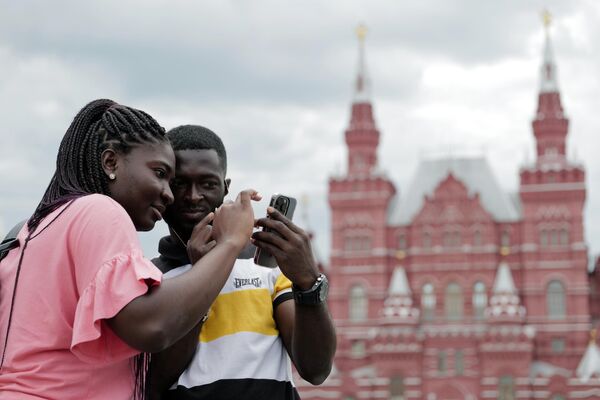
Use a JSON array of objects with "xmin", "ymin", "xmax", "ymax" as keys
[{"xmin": 318, "ymin": 278, "xmax": 329, "ymax": 302}]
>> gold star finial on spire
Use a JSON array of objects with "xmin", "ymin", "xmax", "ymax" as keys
[
  {"xmin": 542, "ymin": 9, "xmax": 552, "ymax": 30},
  {"xmin": 356, "ymin": 24, "xmax": 367, "ymax": 42}
]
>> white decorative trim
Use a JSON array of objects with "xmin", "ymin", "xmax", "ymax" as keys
[{"xmin": 520, "ymin": 182, "xmax": 585, "ymax": 192}]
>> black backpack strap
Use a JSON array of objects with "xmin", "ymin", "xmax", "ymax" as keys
[{"xmin": 0, "ymin": 220, "xmax": 27, "ymax": 262}]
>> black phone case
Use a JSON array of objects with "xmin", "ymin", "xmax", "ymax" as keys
[{"xmin": 254, "ymin": 194, "xmax": 297, "ymax": 268}]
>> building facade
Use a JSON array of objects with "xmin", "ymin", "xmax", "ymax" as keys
[{"xmin": 297, "ymin": 23, "xmax": 600, "ymax": 400}]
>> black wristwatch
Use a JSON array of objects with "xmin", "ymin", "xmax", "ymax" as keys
[{"xmin": 293, "ymin": 273, "xmax": 329, "ymax": 305}]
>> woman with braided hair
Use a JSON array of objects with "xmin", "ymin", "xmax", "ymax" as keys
[{"xmin": 0, "ymin": 99, "xmax": 259, "ymax": 399}]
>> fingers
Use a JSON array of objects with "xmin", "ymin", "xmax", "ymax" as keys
[
  {"xmin": 236, "ymin": 189, "xmax": 261, "ymax": 206},
  {"xmin": 191, "ymin": 212, "xmax": 214, "ymax": 233},
  {"xmin": 252, "ymin": 228, "xmax": 288, "ymax": 249},
  {"xmin": 200, "ymin": 240, "xmax": 217, "ymax": 253},
  {"xmin": 266, "ymin": 207, "xmax": 303, "ymax": 234}
]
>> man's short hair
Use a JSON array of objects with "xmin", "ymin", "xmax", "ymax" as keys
[{"xmin": 166, "ymin": 125, "xmax": 227, "ymax": 174}]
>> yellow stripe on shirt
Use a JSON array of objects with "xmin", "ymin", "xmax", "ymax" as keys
[
  {"xmin": 200, "ymin": 288, "xmax": 279, "ymax": 343},
  {"xmin": 272, "ymin": 274, "xmax": 292, "ymax": 301}
]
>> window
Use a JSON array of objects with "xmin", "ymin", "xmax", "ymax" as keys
[
  {"xmin": 351, "ymin": 341, "xmax": 366, "ymax": 358},
  {"xmin": 398, "ymin": 234, "xmax": 406, "ymax": 250},
  {"xmin": 472, "ymin": 281, "xmax": 487, "ymax": 320},
  {"xmin": 349, "ymin": 285, "xmax": 368, "ymax": 321},
  {"xmin": 547, "ymin": 280, "xmax": 566, "ymax": 319},
  {"xmin": 455, "ymin": 350, "xmax": 464, "ymax": 376},
  {"xmin": 345, "ymin": 235, "xmax": 372, "ymax": 251},
  {"xmin": 445, "ymin": 283, "xmax": 463, "ymax": 320},
  {"xmin": 540, "ymin": 230, "xmax": 548, "ymax": 246},
  {"xmin": 437, "ymin": 351, "xmax": 446, "ymax": 374},
  {"xmin": 389, "ymin": 375, "xmax": 405, "ymax": 400},
  {"xmin": 498, "ymin": 375, "xmax": 515, "ymax": 400},
  {"xmin": 501, "ymin": 230, "xmax": 510, "ymax": 247},
  {"xmin": 551, "ymin": 229, "xmax": 559, "ymax": 246},
  {"xmin": 560, "ymin": 229, "xmax": 569, "ymax": 246},
  {"xmin": 551, "ymin": 338, "xmax": 565, "ymax": 353},
  {"xmin": 473, "ymin": 230, "xmax": 482, "ymax": 246},
  {"xmin": 443, "ymin": 230, "xmax": 461, "ymax": 247},
  {"xmin": 423, "ymin": 232, "xmax": 432, "ymax": 249},
  {"xmin": 421, "ymin": 283, "xmax": 436, "ymax": 321}
]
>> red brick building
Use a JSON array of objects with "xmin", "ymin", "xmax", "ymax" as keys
[{"xmin": 297, "ymin": 24, "xmax": 600, "ymax": 400}]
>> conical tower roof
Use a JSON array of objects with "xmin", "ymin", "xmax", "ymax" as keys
[
  {"xmin": 380, "ymin": 266, "xmax": 419, "ymax": 321},
  {"xmin": 486, "ymin": 262, "xmax": 526, "ymax": 320},
  {"xmin": 576, "ymin": 330, "xmax": 600, "ymax": 383}
]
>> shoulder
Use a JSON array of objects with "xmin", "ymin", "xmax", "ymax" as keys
[
  {"xmin": 69, "ymin": 194, "xmax": 132, "ymax": 226},
  {"xmin": 65, "ymin": 194, "xmax": 136, "ymax": 244}
]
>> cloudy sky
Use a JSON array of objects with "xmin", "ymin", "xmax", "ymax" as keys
[{"xmin": 1, "ymin": 0, "xmax": 599, "ymax": 264}]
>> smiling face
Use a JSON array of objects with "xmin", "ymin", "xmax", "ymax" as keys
[
  {"xmin": 163, "ymin": 148, "xmax": 229, "ymax": 241},
  {"xmin": 104, "ymin": 141, "xmax": 176, "ymax": 231}
]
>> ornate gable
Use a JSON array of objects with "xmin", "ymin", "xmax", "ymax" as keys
[{"xmin": 412, "ymin": 173, "xmax": 494, "ymax": 226}]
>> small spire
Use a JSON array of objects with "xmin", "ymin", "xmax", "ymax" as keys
[
  {"xmin": 485, "ymin": 262, "xmax": 526, "ymax": 320},
  {"xmin": 576, "ymin": 330, "xmax": 600, "ymax": 382},
  {"xmin": 380, "ymin": 266, "xmax": 419, "ymax": 321},
  {"xmin": 388, "ymin": 266, "xmax": 411, "ymax": 296},
  {"xmin": 493, "ymin": 262, "xmax": 517, "ymax": 294},
  {"xmin": 354, "ymin": 23, "xmax": 370, "ymax": 102},
  {"xmin": 540, "ymin": 9, "xmax": 559, "ymax": 93}
]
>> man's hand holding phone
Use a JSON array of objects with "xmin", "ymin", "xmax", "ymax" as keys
[{"xmin": 252, "ymin": 201, "xmax": 320, "ymax": 290}]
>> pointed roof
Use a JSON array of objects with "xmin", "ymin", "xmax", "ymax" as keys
[
  {"xmin": 486, "ymin": 262, "xmax": 526, "ymax": 319},
  {"xmin": 380, "ymin": 266, "xmax": 419, "ymax": 321},
  {"xmin": 577, "ymin": 331, "xmax": 600, "ymax": 382},
  {"xmin": 388, "ymin": 157, "xmax": 521, "ymax": 225},
  {"xmin": 388, "ymin": 266, "xmax": 411, "ymax": 296},
  {"xmin": 540, "ymin": 10, "xmax": 559, "ymax": 93},
  {"xmin": 353, "ymin": 24, "xmax": 370, "ymax": 103},
  {"xmin": 493, "ymin": 262, "xmax": 517, "ymax": 294}
]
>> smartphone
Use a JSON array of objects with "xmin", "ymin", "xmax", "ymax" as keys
[{"xmin": 254, "ymin": 194, "xmax": 297, "ymax": 268}]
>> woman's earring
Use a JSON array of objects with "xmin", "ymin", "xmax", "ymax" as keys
[{"xmin": 109, "ymin": 173, "xmax": 116, "ymax": 180}]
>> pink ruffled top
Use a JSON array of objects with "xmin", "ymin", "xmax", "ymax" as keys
[{"xmin": 0, "ymin": 194, "xmax": 162, "ymax": 399}]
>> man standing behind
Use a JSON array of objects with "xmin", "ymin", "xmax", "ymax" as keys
[{"xmin": 150, "ymin": 125, "xmax": 336, "ymax": 399}]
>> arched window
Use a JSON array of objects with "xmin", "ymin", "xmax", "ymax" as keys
[
  {"xmin": 421, "ymin": 283, "xmax": 436, "ymax": 321},
  {"xmin": 398, "ymin": 234, "xmax": 406, "ymax": 250},
  {"xmin": 437, "ymin": 351, "xmax": 446, "ymax": 374},
  {"xmin": 349, "ymin": 285, "xmax": 368, "ymax": 321},
  {"xmin": 445, "ymin": 283, "xmax": 463, "ymax": 320},
  {"xmin": 547, "ymin": 280, "xmax": 566, "ymax": 319},
  {"xmin": 499, "ymin": 375, "xmax": 515, "ymax": 400},
  {"xmin": 540, "ymin": 229, "xmax": 548, "ymax": 246},
  {"xmin": 501, "ymin": 230, "xmax": 510, "ymax": 247},
  {"xmin": 455, "ymin": 349, "xmax": 464, "ymax": 376},
  {"xmin": 551, "ymin": 229, "xmax": 559, "ymax": 246},
  {"xmin": 472, "ymin": 281, "xmax": 487, "ymax": 320},
  {"xmin": 389, "ymin": 375, "xmax": 405, "ymax": 400}
]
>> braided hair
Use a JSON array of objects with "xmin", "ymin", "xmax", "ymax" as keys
[
  {"xmin": 28, "ymin": 99, "xmax": 167, "ymax": 232},
  {"xmin": 27, "ymin": 99, "xmax": 167, "ymax": 400}
]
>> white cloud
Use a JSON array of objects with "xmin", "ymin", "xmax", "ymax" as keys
[{"xmin": 0, "ymin": 0, "xmax": 599, "ymax": 263}]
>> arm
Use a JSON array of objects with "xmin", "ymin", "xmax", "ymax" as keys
[
  {"xmin": 253, "ymin": 208, "xmax": 336, "ymax": 385},
  {"xmin": 148, "ymin": 322, "xmax": 202, "ymax": 400},
  {"xmin": 108, "ymin": 189, "xmax": 260, "ymax": 353},
  {"xmin": 148, "ymin": 216, "xmax": 217, "ymax": 398}
]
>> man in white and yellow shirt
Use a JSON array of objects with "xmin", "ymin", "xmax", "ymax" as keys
[{"xmin": 150, "ymin": 125, "xmax": 336, "ymax": 400}]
